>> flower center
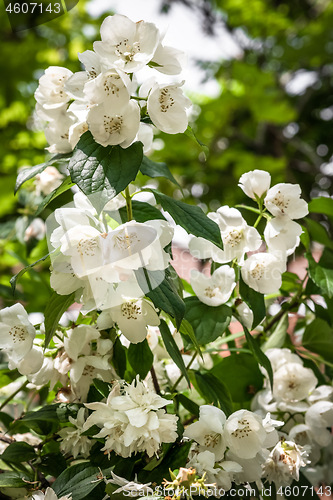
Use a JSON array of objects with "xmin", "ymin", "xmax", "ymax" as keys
[
  {"xmin": 121, "ymin": 302, "xmax": 141, "ymax": 320},
  {"xmin": 271, "ymin": 191, "xmax": 290, "ymax": 214},
  {"xmin": 114, "ymin": 230, "xmax": 138, "ymax": 251},
  {"xmin": 224, "ymin": 229, "xmax": 243, "ymax": 247},
  {"xmin": 203, "ymin": 432, "xmax": 220, "ymax": 448},
  {"xmin": 103, "ymin": 115, "xmax": 123, "ymax": 134},
  {"xmin": 82, "ymin": 365, "xmax": 95, "ymax": 377},
  {"xmin": 204, "ymin": 286, "xmax": 219, "ymax": 298},
  {"xmin": 103, "ymin": 74, "xmax": 121, "ymax": 96},
  {"xmin": 77, "ymin": 237, "xmax": 98, "ymax": 257},
  {"xmin": 231, "ymin": 418, "xmax": 252, "ymax": 438},
  {"xmin": 159, "ymin": 88, "xmax": 175, "ymax": 113},
  {"xmin": 250, "ymin": 263, "xmax": 264, "ymax": 280},
  {"xmin": 9, "ymin": 325, "xmax": 27, "ymax": 343},
  {"xmin": 115, "ymin": 39, "xmax": 141, "ymax": 62}
]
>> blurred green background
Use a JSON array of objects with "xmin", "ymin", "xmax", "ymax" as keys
[{"xmin": 1, "ymin": 0, "xmax": 332, "ymax": 309}]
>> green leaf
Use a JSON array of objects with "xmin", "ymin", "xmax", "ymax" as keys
[
  {"xmin": 1, "ymin": 441, "xmax": 37, "ymax": 463},
  {"xmin": 193, "ymin": 371, "xmax": 233, "ymax": 416},
  {"xmin": 10, "ymin": 251, "xmax": 53, "ymax": 293},
  {"xmin": 175, "ymin": 394, "xmax": 199, "ymax": 417},
  {"xmin": 52, "ymin": 462, "xmax": 109, "ymax": 500},
  {"xmin": 308, "ymin": 196, "xmax": 333, "ymax": 218},
  {"xmin": 244, "ymin": 327, "xmax": 273, "ymax": 389},
  {"xmin": 184, "ymin": 297, "xmax": 232, "ymax": 345},
  {"xmin": 0, "ymin": 366, "xmax": 21, "ymax": 389},
  {"xmin": 262, "ymin": 313, "xmax": 288, "ymax": 351},
  {"xmin": 159, "ymin": 319, "xmax": 190, "ymax": 387},
  {"xmin": 112, "ymin": 337, "xmax": 127, "ymax": 379},
  {"xmin": 280, "ymin": 272, "xmax": 302, "ymax": 296},
  {"xmin": 68, "ymin": 131, "xmax": 143, "ymax": 212},
  {"xmin": 35, "ymin": 176, "xmax": 75, "ymax": 216},
  {"xmin": 128, "ymin": 339, "xmax": 153, "ymax": 379},
  {"xmin": 44, "ymin": 291, "xmax": 75, "ymax": 347},
  {"xmin": 306, "ymin": 249, "xmax": 333, "ymax": 298},
  {"xmin": 136, "ymin": 267, "xmax": 185, "ymax": 329},
  {"xmin": 211, "ymin": 353, "xmax": 264, "ymax": 402},
  {"xmin": 14, "ymin": 153, "xmax": 70, "ymax": 194},
  {"xmin": 305, "ymin": 218, "xmax": 333, "ymax": 250},
  {"xmin": 302, "ymin": 318, "xmax": 333, "ymax": 363},
  {"xmin": 150, "ymin": 190, "xmax": 222, "ymax": 248},
  {"xmin": 239, "ymin": 274, "xmax": 266, "ymax": 328},
  {"xmin": 185, "ymin": 126, "xmax": 209, "ymax": 158},
  {"xmin": 92, "ymin": 379, "xmax": 111, "ymax": 399},
  {"xmin": 0, "ymin": 411, "xmax": 14, "ymax": 430},
  {"xmin": 141, "ymin": 441, "xmax": 192, "ymax": 484},
  {"xmin": 39, "ymin": 452, "xmax": 67, "ymax": 477},
  {"xmin": 10, "ymin": 403, "xmax": 81, "ymax": 433},
  {"xmin": 178, "ymin": 318, "xmax": 203, "ymax": 359},
  {"xmin": 117, "ymin": 200, "xmax": 166, "ymax": 224},
  {"xmin": 0, "ymin": 471, "xmax": 31, "ymax": 488},
  {"xmin": 140, "ymin": 156, "xmax": 180, "ymax": 187}
]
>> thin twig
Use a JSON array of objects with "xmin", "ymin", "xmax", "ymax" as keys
[
  {"xmin": 0, "ymin": 380, "xmax": 28, "ymax": 411},
  {"xmin": 150, "ymin": 366, "xmax": 161, "ymax": 394}
]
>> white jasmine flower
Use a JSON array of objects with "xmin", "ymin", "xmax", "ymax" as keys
[
  {"xmin": 84, "ymin": 378, "xmax": 178, "ymax": 458},
  {"xmin": 60, "ymin": 225, "xmax": 104, "ymax": 278},
  {"xmin": 0, "ymin": 303, "xmax": 36, "ymax": 362},
  {"xmin": 35, "ymin": 166, "xmax": 64, "ymax": 196},
  {"xmin": 235, "ymin": 301, "xmax": 254, "ymax": 329},
  {"xmin": 151, "ymin": 43, "xmax": 186, "ymax": 75},
  {"xmin": 136, "ymin": 123, "xmax": 154, "ymax": 153},
  {"xmin": 64, "ymin": 71, "xmax": 90, "ymax": 101},
  {"xmin": 190, "ymin": 266, "xmax": 236, "ymax": 307},
  {"xmin": 58, "ymin": 408, "xmax": 94, "ymax": 458},
  {"xmin": 264, "ymin": 217, "xmax": 302, "ymax": 258},
  {"xmin": 35, "ymin": 66, "xmax": 72, "ymax": 109},
  {"xmin": 238, "ymin": 170, "xmax": 271, "ymax": 200},
  {"xmin": 224, "ymin": 410, "xmax": 279, "ymax": 460},
  {"xmin": 147, "ymin": 81, "xmax": 191, "ymax": 134},
  {"xmin": 105, "ymin": 298, "xmax": 160, "ymax": 344},
  {"xmin": 273, "ymin": 362, "xmax": 318, "ymax": 402},
  {"xmin": 83, "ymin": 69, "xmax": 131, "ymax": 112},
  {"xmin": 44, "ymin": 110, "xmax": 77, "ymax": 154},
  {"xmin": 184, "ymin": 405, "xmax": 227, "ymax": 460},
  {"xmin": 79, "ymin": 50, "xmax": 106, "ymax": 80},
  {"xmin": 188, "ymin": 450, "xmax": 242, "ymax": 491},
  {"xmin": 264, "ymin": 183, "xmax": 308, "ymax": 219},
  {"xmin": 225, "ymin": 450, "xmax": 265, "ymax": 484},
  {"xmin": 94, "ymin": 14, "xmax": 160, "ymax": 73},
  {"xmin": 24, "ymin": 218, "xmax": 46, "ymax": 242},
  {"xmin": 305, "ymin": 401, "xmax": 333, "ymax": 446},
  {"xmin": 106, "ymin": 472, "xmax": 154, "ymax": 496},
  {"xmin": 101, "ymin": 219, "xmax": 173, "ymax": 274},
  {"xmin": 263, "ymin": 439, "xmax": 310, "ymax": 487},
  {"xmin": 307, "ymin": 385, "xmax": 333, "ymax": 404},
  {"xmin": 55, "ymin": 325, "xmax": 114, "ymax": 402},
  {"xmin": 189, "ymin": 206, "xmax": 262, "ymax": 264},
  {"xmin": 8, "ymin": 346, "xmax": 44, "ymax": 376},
  {"xmin": 288, "ymin": 424, "xmax": 321, "ymax": 464},
  {"xmin": 32, "ymin": 487, "xmax": 72, "ymax": 500},
  {"xmin": 87, "ymin": 99, "xmax": 140, "ymax": 148},
  {"xmin": 27, "ymin": 356, "xmax": 58, "ymax": 388},
  {"xmin": 240, "ymin": 252, "xmax": 285, "ymax": 294},
  {"xmin": 265, "ymin": 348, "xmax": 303, "ymax": 373}
]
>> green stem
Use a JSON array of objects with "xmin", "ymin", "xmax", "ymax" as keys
[
  {"xmin": 125, "ymin": 186, "xmax": 133, "ymax": 221},
  {"xmin": 253, "ymin": 213, "xmax": 263, "ymax": 228},
  {"xmin": 171, "ymin": 351, "xmax": 197, "ymax": 393},
  {"xmin": 0, "ymin": 379, "xmax": 28, "ymax": 410}
]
